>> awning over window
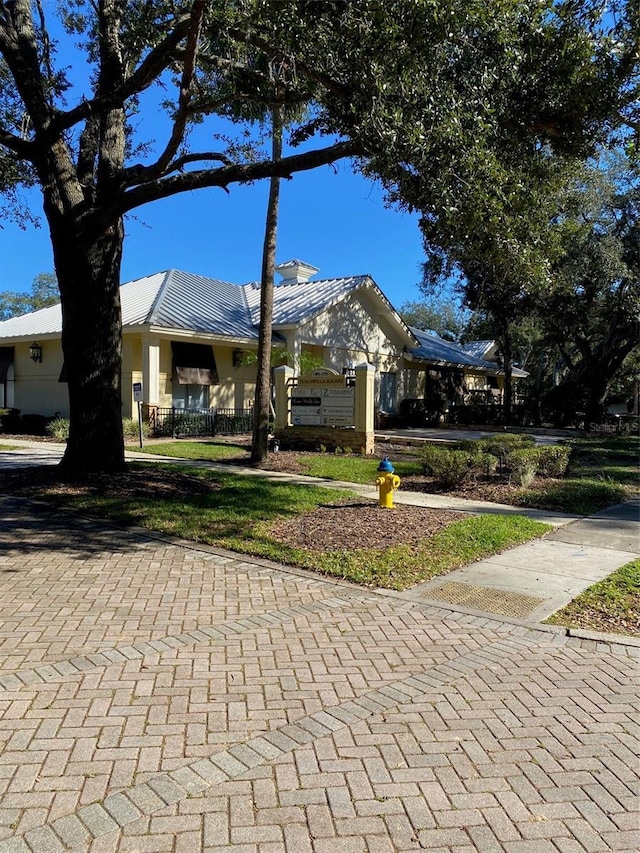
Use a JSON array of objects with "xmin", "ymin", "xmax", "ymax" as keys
[
  {"xmin": 172, "ymin": 342, "xmax": 219, "ymax": 385},
  {"xmin": 0, "ymin": 347, "xmax": 14, "ymax": 383}
]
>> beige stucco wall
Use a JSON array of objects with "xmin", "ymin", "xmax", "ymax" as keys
[
  {"xmin": 4, "ymin": 332, "xmax": 260, "ymax": 419},
  {"xmin": 122, "ymin": 334, "xmax": 139, "ymax": 418},
  {"xmin": 296, "ymin": 291, "xmax": 401, "ymax": 370},
  {"xmin": 9, "ymin": 339, "xmax": 69, "ymax": 416},
  {"xmin": 295, "ymin": 292, "xmax": 406, "ymax": 409},
  {"xmin": 152, "ymin": 337, "xmax": 256, "ymax": 410}
]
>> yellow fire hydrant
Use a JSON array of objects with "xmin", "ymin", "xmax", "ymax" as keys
[{"xmin": 376, "ymin": 457, "xmax": 401, "ymax": 509}]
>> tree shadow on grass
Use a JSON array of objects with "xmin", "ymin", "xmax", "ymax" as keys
[{"xmin": 0, "ymin": 462, "xmax": 347, "ymax": 556}]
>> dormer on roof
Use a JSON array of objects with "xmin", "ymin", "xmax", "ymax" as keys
[{"xmin": 275, "ymin": 259, "xmax": 319, "ymax": 285}]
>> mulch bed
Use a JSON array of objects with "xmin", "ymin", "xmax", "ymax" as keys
[
  {"xmin": 1, "ymin": 466, "xmax": 468, "ymax": 552},
  {"xmin": 268, "ymin": 501, "xmax": 468, "ymax": 552}
]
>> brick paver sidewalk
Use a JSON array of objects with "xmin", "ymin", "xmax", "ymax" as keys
[{"xmin": 0, "ymin": 496, "xmax": 638, "ymax": 853}]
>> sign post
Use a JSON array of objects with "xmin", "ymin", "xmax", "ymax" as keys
[{"xmin": 132, "ymin": 382, "xmax": 144, "ymax": 448}]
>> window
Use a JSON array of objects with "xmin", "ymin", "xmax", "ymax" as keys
[
  {"xmin": 171, "ymin": 381, "xmax": 209, "ymax": 409},
  {"xmin": 171, "ymin": 342, "xmax": 218, "ymax": 408}
]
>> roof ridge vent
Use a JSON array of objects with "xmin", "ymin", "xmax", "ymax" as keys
[{"xmin": 275, "ymin": 259, "xmax": 319, "ymax": 285}]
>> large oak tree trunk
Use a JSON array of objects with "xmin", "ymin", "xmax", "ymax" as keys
[
  {"xmin": 51, "ymin": 218, "xmax": 126, "ymax": 472},
  {"xmin": 582, "ymin": 367, "xmax": 610, "ymax": 428}
]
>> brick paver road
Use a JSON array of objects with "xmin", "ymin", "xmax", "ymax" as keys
[{"xmin": 0, "ymin": 496, "xmax": 638, "ymax": 853}]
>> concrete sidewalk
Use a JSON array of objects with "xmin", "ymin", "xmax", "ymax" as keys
[{"xmin": 411, "ymin": 499, "xmax": 640, "ymax": 622}]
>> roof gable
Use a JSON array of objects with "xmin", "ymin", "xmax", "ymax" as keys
[
  {"xmin": 243, "ymin": 274, "xmax": 369, "ymax": 327},
  {"xmin": 461, "ymin": 340, "xmax": 495, "ymax": 360}
]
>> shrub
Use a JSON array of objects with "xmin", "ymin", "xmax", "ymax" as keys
[
  {"xmin": 0, "ymin": 408, "xmax": 21, "ymax": 434},
  {"xmin": 46, "ymin": 417, "xmax": 149, "ymax": 442},
  {"xmin": 422, "ymin": 444, "xmax": 484, "ymax": 487},
  {"xmin": 46, "ymin": 417, "xmax": 70, "ymax": 440},
  {"xmin": 508, "ymin": 448, "xmax": 540, "ymax": 486},
  {"xmin": 516, "ymin": 479, "xmax": 627, "ymax": 515},
  {"xmin": 454, "ymin": 439, "xmax": 478, "ymax": 453},
  {"xmin": 478, "ymin": 433, "xmax": 536, "ymax": 474},
  {"xmin": 122, "ymin": 417, "xmax": 149, "ymax": 440},
  {"xmin": 479, "ymin": 432, "xmax": 535, "ymax": 457},
  {"xmin": 19, "ymin": 413, "xmax": 49, "ymax": 435},
  {"xmin": 536, "ymin": 445, "xmax": 571, "ymax": 478},
  {"xmin": 452, "ymin": 439, "xmax": 492, "ymax": 475}
]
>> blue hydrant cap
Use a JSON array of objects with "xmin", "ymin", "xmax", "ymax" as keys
[{"xmin": 378, "ymin": 457, "xmax": 394, "ymax": 473}]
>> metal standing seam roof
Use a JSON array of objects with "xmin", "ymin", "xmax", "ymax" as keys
[
  {"xmin": 0, "ymin": 302, "xmax": 63, "ymax": 337},
  {"xmin": 120, "ymin": 271, "xmax": 170, "ymax": 325},
  {"xmin": 0, "ymin": 270, "xmax": 373, "ymax": 340},
  {"xmin": 461, "ymin": 340, "xmax": 494, "ymax": 359},
  {"xmin": 0, "ymin": 270, "xmax": 256, "ymax": 340},
  {"xmin": 407, "ymin": 328, "xmax": 501, "ymax": 371},
  {"xmin": 148, "ymin": 269, "xmax": 255, "ymax": 338},
  {"xmin": 0, "ymin": 269, "xmax": 447, "ymax": 359},
  {"xmin": 408, "ymin": 328, "xmax": 528, "ymax": 377},
  {"xmin": 243, "ymin": 274, "xmax": 372, "ymax": 327}
]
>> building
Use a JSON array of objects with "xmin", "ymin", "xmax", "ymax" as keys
[{"xmin": 0, "ymin": 260, "xmax": 518, "ymax": 424}]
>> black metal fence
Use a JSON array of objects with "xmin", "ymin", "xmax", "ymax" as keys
[{"xmin": 147, "ymin": 407, "xmax": 253, "ymax": 438}]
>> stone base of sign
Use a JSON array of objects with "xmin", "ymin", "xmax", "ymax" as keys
[{"xmin": 274, "ymin": 427, "xmax": 375, "ymax": 455}]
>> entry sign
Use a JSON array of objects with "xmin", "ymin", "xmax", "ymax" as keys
[{"xmin": 292, "ymin": 384, "xmax": 355, "ymax": 427}]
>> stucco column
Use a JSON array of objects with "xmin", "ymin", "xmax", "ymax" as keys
[
  {"xmin": 283, "ymin": 331, "xmax": 301, "ymax": 372},
  {"xmin": 142, "ymin": 336, "xmax": 160, "ymax": 405},
  {"xmin": 273, "ymin": 364, "xmax": 294, "ymax": 429},
  {"xmin": 354, "ymin": 362, "xmax": 375, "ymax": 434}
]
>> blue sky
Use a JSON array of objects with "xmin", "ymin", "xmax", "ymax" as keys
[{"xmin": 0, "ymin": 156, "xmax": 426, "ymax": 309}]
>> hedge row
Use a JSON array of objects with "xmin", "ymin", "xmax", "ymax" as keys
[{"xmin": 422, "ymin": 434, "xmax": 571, "ymax": 487}]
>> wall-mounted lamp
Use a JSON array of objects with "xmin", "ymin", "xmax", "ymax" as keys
[
  {"xmin": 29, "ymin": 342, "xmax": 42, "ymax": 363},
  {"xmin": 232, "ymin": 348, "xmax": 243, "ymax": 368}
]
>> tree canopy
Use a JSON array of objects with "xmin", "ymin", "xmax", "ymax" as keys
[
  {"xmin": 399, "ymin": 295, "xmax": 470, "ymax": 342},
  {"xmin": 0, "ymin": 1, "xmax": 637, "ymax": 468},
  {"xmin": 0, "ymin": 272, "xmax": 58, "ymax": 320},
  {"xmin": 541, "ymin": 154, "xmax": 639, "ymax": 425}
]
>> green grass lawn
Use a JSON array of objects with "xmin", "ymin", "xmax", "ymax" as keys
[
  {"xmin": 566, "ymin": 435, "xmax": 639, "ymax": 485},
  {"xmin": 129, "ymin": 440, "xmax": 250, "ymax": 461},
  {"xmin": 513, "ymin": 479, "xmax": 629, "ymax": 515},
  {"xmin": 545, "ymin": 558, "xmax": 640, "ymax": 637},
  {"xmin": 126, "ymin": 434, "xmax": 638, "ymax": 515},
  {"xmin": 514, "ymin": 435, "xmax": 638, "ymax": 514},
  {"xmin": 16, "ymin": 462, "xmax": 551, "ymax": 590},
  {"xmin": 298, "ymin": 454, "xmax": 423, "ymax": 482}
]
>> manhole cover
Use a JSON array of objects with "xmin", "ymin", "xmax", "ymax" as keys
[{"xmin": 423, "ymin": 582, "xmax": 544, "ymax": 618}]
